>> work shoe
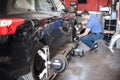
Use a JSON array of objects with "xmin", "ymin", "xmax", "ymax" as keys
[{"xmin": 89, "ymin": 43, "xmax": 98, "ymax": 51}]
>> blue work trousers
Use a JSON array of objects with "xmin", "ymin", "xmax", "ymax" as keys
[{"xmin": 80, "ymin": 33, "xmax": 103, "ymax": 49}]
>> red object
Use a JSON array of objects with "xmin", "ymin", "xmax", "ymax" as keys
[
  {"xmin": 64, "ymin": 0, "xmax": 112, "ymax": 11},
  {"xmin": 40, "ymin": 19, "xmax": 46, "ymax": 26},
  {"xmin": 0, "ymin": 18, "xmax": 25, "ymax": 35},
  {"xmin": 64, "ymin": 13, "xmax": 76, "ymax": 19}
]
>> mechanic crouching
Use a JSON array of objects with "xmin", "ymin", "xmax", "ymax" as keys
[{"xmin": 77, "ymin": 10, "xmax": 103, "ymax": 51}]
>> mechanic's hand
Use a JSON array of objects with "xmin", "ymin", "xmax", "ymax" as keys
[{"xmin": 77, "ymin": 34, "xmax": 81, "ymax": 38}]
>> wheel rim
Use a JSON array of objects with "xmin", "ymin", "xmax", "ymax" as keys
[
  {"xmin": 34, "ymin": 49, "xmax": 47, "ymax": 80},
  {"xmin": 34, "ymin": 48, "xmax": 49, "ymax": 80}
]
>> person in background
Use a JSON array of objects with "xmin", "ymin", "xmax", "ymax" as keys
[
  {"xmin": 53, "ymin": 17, "xmax": 69, "ymax": 38},
  {"xmin": 77, "ymin": 10, "xmax": 103, "ymax": 51}
]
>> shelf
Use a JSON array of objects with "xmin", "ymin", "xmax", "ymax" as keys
[
  {"xmin": 104, "ymin": 24, "xmax": 116, "ymax": 26},
  {"xmin": 104, "ymin": 30, "xmax": 115, "ymax": 34}
]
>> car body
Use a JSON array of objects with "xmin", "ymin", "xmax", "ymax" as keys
[{"xmin": 0, "ymin": 0, "xmax": 76, "ymax": 80}]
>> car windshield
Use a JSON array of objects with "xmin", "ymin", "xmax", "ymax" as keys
[
  {"xmin": 53, "ymin": 0, "xmax": 66, "ymax": 12},
  {"xmin": 13, "ymin": 0, "xmax": 35, "ymax": 11},
  {"xmin": 38, "ymin": 0, "xmax": 55, "ymax": 12}
]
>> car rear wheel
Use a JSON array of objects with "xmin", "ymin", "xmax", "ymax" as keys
[{"xmin": 69, "ymin": 24, "xmax": 76, "ymax": 42}]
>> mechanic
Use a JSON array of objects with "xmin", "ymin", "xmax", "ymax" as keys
[
  {"xmin": 77, "ymin": 10, "xmax": 103, "ymax": 51},
  {"xmin": 53, "ymin": 17, "xmax": 69, "ymax": 38}
]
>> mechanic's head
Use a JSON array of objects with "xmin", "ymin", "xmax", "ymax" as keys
[{"xmin": 80, "ymin": 10, "xmax": 90, "ymax": 20}]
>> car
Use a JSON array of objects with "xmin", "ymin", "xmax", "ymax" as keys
[{"xmin": 0, "ymin": 0, "xmax": 76, "ymax": 80}]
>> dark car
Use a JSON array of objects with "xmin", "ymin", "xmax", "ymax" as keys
[{"xmin": 0, "ymin": 0, "xmax": 76, "ymax": 80}]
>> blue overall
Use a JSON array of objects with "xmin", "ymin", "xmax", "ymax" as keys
[{"xmin": 52, "ymin": 19, "xmax": 63, "ymax": 38}]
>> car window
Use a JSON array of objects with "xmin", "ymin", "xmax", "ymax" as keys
[
  {"xmin": 53, "ymin": 0, "xmax": 65, "ymax": 12},
  {"xmin": 38, "ymin": 0, "xmax": 55, "ymax": 12},
  {"xmin": 13, "ymin": 0, "xmax": 35, "ymax": 11}
]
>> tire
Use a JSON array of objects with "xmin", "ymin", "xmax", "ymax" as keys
[
  {"xmin": 18, "ymin": 42, "xmax": 49, "ymax": 80},
  {"xmin": 0, "ymin": 67, "xmax": 14, "ymax": 80},
  {"xmin": 69, "ymin": 24, "xmax": 76, "ymax": 42}
]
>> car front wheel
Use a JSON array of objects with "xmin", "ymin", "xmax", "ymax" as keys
[{"xmin": 18, "ymin": 42, "xmax": 49, "ymax": 80}]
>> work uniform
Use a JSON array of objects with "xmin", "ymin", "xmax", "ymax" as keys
[
  {"xmin": 54, "ymin": 19, "xmax": 63, "ymax": 30},
  {"xmin": 80, "ymin": 14, "xmax": 103, "ymax": 49},
  {"xmin": 52, "ymin": 19, "xmax": 63, "ymax": 37}
]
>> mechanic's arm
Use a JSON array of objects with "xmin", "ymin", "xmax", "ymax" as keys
[
  {"xmin": 59, "ymin": 27, "xmax": 69, "ymax": 35},
  {"xmin": 77, "ymin": 28, "xmax": 90, "ymax": 38},
  {"xmin": 81, "ymin": 24, "xmax": 86, "ymax": 29},
  {"xmin": 80, "ymin": 20, "xmax": 87, "ymax": 30},
  {"xmin": 82, "ymin": 20, "xmax": 87, "ymax": 24},
  {"xmin": 81, "ymin": 20, "xmax": 87, "ymax": 27}
]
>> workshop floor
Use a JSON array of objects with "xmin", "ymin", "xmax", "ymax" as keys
[{"xmin": 55, "ymin": 40, "xmax": 120, "ymax": 80}]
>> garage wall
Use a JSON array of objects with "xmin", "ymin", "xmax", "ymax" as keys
[
  {"xmin": 64, "ymin": 0, "xmax": 112, "ymax": 11},
  {"xmin": 118, "ymin": 8, "xmax": 120, "ymax": 21}
]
